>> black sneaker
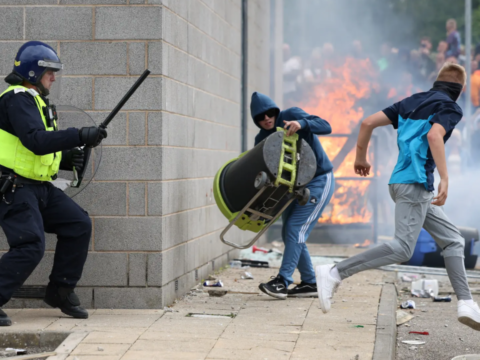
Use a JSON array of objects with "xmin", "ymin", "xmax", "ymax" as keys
[
  {"xmin": 0, "ymin": 309, "xmax": 12, "ymax": 326},
  {"xmin": 287, "ymin": 282, "xmax": 318, "ymax": 298},
  {"xmin": 44, "ymin": 283, "xmax": 89, "ymax": 319},
  {"xmin": 259, "ymin": 275, "xmax": 287, "ymax": 300}
]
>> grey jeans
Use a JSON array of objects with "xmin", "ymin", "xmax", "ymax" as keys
[{"xmin": 336, "ymin": 183, "xmax": 472, "ymax": 300}]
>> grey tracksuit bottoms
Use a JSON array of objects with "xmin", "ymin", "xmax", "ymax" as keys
[{"xmin": 336, "ymin": 183, "xmax": 472, "ymax": 300}]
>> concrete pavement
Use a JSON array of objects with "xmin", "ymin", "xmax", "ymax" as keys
[{"xmin": 2, "ymin": 245, "xmax": 389, "ymax": 360}]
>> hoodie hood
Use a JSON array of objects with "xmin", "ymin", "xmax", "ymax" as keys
[{"xmin": 250, "ymin": 92, "xmax": 280, "ymax": 128}]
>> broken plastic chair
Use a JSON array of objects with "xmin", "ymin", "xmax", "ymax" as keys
[{"xmin": 213, "ymin": 127, "xmax": 317, "ymax": 249}]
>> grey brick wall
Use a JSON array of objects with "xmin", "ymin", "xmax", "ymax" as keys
[{"xmin": 0, "ymin": 0, "xmax": 281, "ymax": 309}]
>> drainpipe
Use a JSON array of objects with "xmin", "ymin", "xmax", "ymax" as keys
[
  {"xmin": 241, "ymin": 0, "xmax": 248, "ymax": 152},
  {"xmin": 269, "ymin": 0, "xmax": 276, "ymax": 100}
]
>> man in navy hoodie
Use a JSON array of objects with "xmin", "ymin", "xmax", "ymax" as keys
[{"xmin": 251, "ymin": 92, "xmax": 335, "ymax": 299}]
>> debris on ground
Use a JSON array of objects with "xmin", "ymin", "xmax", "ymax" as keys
[
  {"xmin": 241, "ymin": 271, "xmax": 254, "ymax": 280},
  {"xmin": 397, "ymin": 310, "xmax": 414, "ymax": 326},
  {"xmin": 411, "ymin": 279, "xmax": 438, "ymax": 298},
  {"xmin": 5, "ymin": 348, "xmax": 26, "ymax": 355},
  {"xmin": 409, "ymin": 331, "xmax": 429, "ymax": 335},
  {"xmin": 402, "ymin": 340, "xmax": 426, "ymax": 345},
  {"xmin": 208, "ymin": 289, "xmax": 228, "ymax": 297},
  {"xmin": 203, "ymin": 280, "xmax": 224, "ymax": 287},
  {"xmin": 400, "ymin": 300, "xmax": 416, "ymax": 309},
  {"xmin": 433, "ymin": 295, "xmax": 452, "ymax": 302}
]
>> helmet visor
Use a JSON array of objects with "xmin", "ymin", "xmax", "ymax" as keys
[{"xmin": 38, "ymin": 60, "xmax": 63, "ymax": 71}]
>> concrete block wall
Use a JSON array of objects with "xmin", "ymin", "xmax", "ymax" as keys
[{"xmin": 0, "ymin": 0, "xmax": 279, "ymax": 309}]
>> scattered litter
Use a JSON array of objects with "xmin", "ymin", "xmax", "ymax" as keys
[
  {"xmin": 433, "ymin": 295, "xmax": 452, "ymax": 302},
  {"xmin": 234, "ymin": 259, "xmax": 269, "ymax": 268},
  {"xmin": 252, "ymin": 245, "xmax": 270, "ymax": 254},
  {"xmin": 241, "ymin": 271, "xmax": 254, "ymax": 280},
  {"xmin": 452, "ymin": 354, "xmax": 480, "ymax": 360},
  {"xmin": 401, "ymin": 274, "xmax": 418, "ymax": 282},
  {"xmin": 203, "ymin": 280, "xmax": 224, "ymax": 287},
  {"xmin": 163, "ymin": 307, "xmax": 173, "ymax": 312},
  {"xmin": 342, "ymin": 299, "xmax": 348, "ymax": 302},
  {"xmin": 187, "ymin": 312, "xmax": 236, "ymax": 319},
  {"xmin": 409, "ymin": 331, "xmax": 429, "ymax": 335},
  {"xmin": 208, "ymin": 289, "xmax": 228, "ymax": 297},
  {"xmin": 5, "ymin": 353, "xmax": 58, "ymax": 360},
  {"xmin": 6, "ymin": 348, "xmax": 27, "ymax": 355},
  {"xmin": 400, "ymin": 300, "xmax": 416, "ymax": 309},
  {"xmin": 404, "ymin": 324, "xmax": 411, "ymax": 327},
  {"xmin": 352, "ymin": 325, "xmax": 364, "ymax": 328},
  {"xmin": 445, "ymin": 324, "xmax": 449, "ymax": 327},
  {"xmin": 409, "ymin": 346, "xmax": 418, "ymax": 351},
  {"xmin": 411, "ymin": 279, "xmax": 438, "ymax": 298},
  {"xmin": 460, "ymin": 337, "xmax": 464, "ymax": 342},
  {"xmin": 402, "ymin": 340, "xmax": 426, "ymax": 345},
  {"xmin": 97, "ymin": 346, "xmax": 104, "ymax": 351},
  {"xmin": 229, "ymin": 260, "xmax": 242, "ymax": 268},
  {"xmin": 271, "ymin": 241, "xmax": 283, "ymax": 247},
  {"xmin": 396, "ymin": 310, "xmax": 414, "ymax": 326}
]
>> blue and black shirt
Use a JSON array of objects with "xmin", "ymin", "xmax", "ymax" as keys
[{"xmin": 383, "ymin": 86, "xmax": 463, "ymax": 191}]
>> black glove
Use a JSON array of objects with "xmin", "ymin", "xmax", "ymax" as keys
[
  {"xmin": 60, "ymin": 148, "xmax": 84, "ymax": 172},
  {"xmin": 79, "ymin": 126, "xmax": 107, "ymax": 148}
]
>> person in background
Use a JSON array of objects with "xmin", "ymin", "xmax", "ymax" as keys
[
  {"xmin": 377, "ymin": 42, "xmax": 392, "ymax": 72},
  {"xmin": 351, "ymin": 40, "xmax": 366, "ymax": 60},
  {"xmin": 471, "ymin": 61, "xmax": 480, "ymax": 111},
  {"xmin": 445, "ymin": 19, "xmax": 461, "ymax": 59},
  {"xmin": 418, "ymin": 37, "xmax": 436, "ymax": 80},
  {"xmin": 283, "ymin": 43, "xmax": 303, "ymax": 107},
  {"xmin": 303, "ymin": 47, "xmax": 331, "ymax": 87},
  {"xmin": 322, "ymin": 43, "xmax": 336, "ymax": 69}
]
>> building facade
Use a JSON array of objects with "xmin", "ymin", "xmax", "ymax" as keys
[{"xmin": 0, "ymin": 0, "xmax": 283, "ymax": 308}]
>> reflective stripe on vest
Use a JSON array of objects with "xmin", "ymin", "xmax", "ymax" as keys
[{"xmin": 0, "ymin": 85, "xmax": 62, "ymax": 181}]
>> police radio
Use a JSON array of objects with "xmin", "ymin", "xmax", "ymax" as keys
[{"xmin": 43, "ymin": 103, "xmax": 58, "ymax": 129}]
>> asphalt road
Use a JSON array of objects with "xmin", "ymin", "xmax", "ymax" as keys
[{"xmin": 396, "ymin": 291, "xmax": 480, "ymax": 360}]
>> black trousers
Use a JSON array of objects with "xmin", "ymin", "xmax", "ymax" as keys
[{"xmin": 0, "ymin": 183, "xmax": 91, "ymax": 306}]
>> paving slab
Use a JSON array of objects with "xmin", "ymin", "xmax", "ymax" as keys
[
  {"xmin": 70, "ymin": 343, "xmax": 131, "ymax": 356},
  {"xmin": 82, "ymin": 331, "xmax": 142, "ymax": 344},
  {"xmin": 2, "ymin": 245, "xmax": 389, "ymax": 360}
]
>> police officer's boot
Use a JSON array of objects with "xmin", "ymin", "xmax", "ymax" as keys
[
  {"xmin": 44, "ymin": 283, "xmax": 88, "ymax": 319},
  {"xmin": 0, "ymin": 309, "xmax": 12, "ymax": 326}
]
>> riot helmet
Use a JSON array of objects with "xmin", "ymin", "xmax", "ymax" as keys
[{"xmin": 5, "ymin": 41, "xmax": 63, "ymax": 97}]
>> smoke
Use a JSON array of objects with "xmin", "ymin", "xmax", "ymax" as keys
[
  {"xmin": 283, "ymin": 0, "xmax": 480, "ymax": 249},
  {"xmin": 284, "ymin": 0, "xmax": 417, "ymax": 59}
]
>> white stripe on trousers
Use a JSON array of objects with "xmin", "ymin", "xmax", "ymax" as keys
[{"xmin": 298, "ymin": 172, "xmax": 332, "ymax": 243}]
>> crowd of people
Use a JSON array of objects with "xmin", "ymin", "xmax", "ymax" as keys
[{"xmin": 283, "ymin": 18, "xmax": 480, "ymax": 174}]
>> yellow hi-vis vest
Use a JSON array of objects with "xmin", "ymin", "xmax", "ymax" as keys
[{"xmin": 0, "ymin": 85, "xmax": 62, "ymax": 181}]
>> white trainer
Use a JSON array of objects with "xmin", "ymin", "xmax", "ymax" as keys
[
  {"xmin": 315, "ymin": 264, "xmax": 341, "ymax": 314},
  {"xmin": 458, "ymin": 300, "xmax": 480, "ymax": 331}
]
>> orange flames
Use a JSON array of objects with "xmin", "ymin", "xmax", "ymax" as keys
[
  {"xmin": 300, "ymin": 58, "xmax": 378, "ymax": 225},
  {"xmin": 355, "ymin": 239, "xmax": 372, "ymax": 248}
]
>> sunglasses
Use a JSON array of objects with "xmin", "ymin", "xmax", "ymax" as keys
[{"xmin": 254, "ymin": 108, "xmax": 277, "ymax": 123}]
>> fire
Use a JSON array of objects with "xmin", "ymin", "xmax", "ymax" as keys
[
  {"xmin": 300, "ymin": 58, "xmax": 378, "ymax": 224},
  {"xmin": 354, "ymin": 239, "xmax": 372, "ymax": 248}
]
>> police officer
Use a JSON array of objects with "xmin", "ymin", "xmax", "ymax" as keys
[{"xmin": 0, "ymin": 41, "xmax": 107, "ymax": 326}]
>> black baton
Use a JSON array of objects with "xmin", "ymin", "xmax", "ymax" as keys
[{"xmin": 72, "ymin": 69, "xmax": 151, "ymax": 188}]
